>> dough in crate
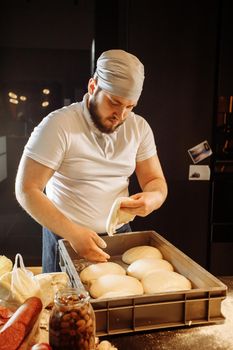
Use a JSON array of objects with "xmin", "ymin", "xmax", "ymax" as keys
[
  {"xmin": 80, "ymin": 262, "xmax": 126, "ymax": 284},
  {"xmin": 122, "ymin": 245, "xmax": 163, "ymax": 264},
  {"xmin": 127, "ymin": 257, "xmax": 174, "ymax": 280},
  {"xmin": 141, "ymin": 270, "xmax": 192, "ymax": 294},
  {"xmin": 89, "ymin": 274, "xmax": 144, "ymax": 299}
]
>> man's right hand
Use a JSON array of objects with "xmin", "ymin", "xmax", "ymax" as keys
[
  {"xmin": 15, "ymin": 156, "xmax": 110, "ymax": 263},
  {"xmin": 69, "ymin": 227, "xmax": 110, "ymax": 262}
]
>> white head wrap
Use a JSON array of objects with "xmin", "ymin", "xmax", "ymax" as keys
[{"xmin": 95, "ymin": 49, "xmax": 145, "ymax": 101}]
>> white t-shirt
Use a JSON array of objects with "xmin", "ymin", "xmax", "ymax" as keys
[{"xmin": 24, "ymin": 94, "xmax": 157, "ymax": 233}]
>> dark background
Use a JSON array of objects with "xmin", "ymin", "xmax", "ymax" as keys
[{"xmin": 0, "ymin": 0, "xmax": 232, "ymax": 274}]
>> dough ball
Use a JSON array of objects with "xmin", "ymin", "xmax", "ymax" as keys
[
  {"xmin": 141, "ymin": 270, "xmax": 192, "ymax": 294},
  {"xmin": 80, "ymin": 262, "xmax": 126, "ymax": 284},
  {"xmin": 127, "ymin": 258, "xmax": 174, "ymax": 280},
  {"xmin": 98, "ymin": 291, "xmax": 135, "ymax": 299},
  {"xmin": 89, "ymin": 274, "xmax": 144, "ymax": 299},
  {"xmin": 122, "ymin": 245, "xmax": 163, "ymax": 264}
]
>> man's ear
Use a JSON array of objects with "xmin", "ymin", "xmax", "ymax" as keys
[{"xmin": 88, "ymin": 78, "xmax": 97, "ymax": 95}]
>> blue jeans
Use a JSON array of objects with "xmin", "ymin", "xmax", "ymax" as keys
[{"xmin": 42, "ymin": 223, "xmax": 132, "ymax": 273}]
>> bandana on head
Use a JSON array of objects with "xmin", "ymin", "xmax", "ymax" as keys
[{"xmin": 95, "ymin": 49, "xmax": 145, "ymax": 101}]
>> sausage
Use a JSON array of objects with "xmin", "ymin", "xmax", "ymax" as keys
[
  {"xmin": 0, "ymin": 306, "xmax": 14, "ymax": 326},
  {"xmin": 0, "ymin": 296, "xmax": 43, "ymax": 350}
]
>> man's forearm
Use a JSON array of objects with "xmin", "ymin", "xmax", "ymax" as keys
[
  {"xmin": 15, "ymin": 187, "xmax": 80, "ymax": 241},
  {"xmin": 14, "ymin": 156, "xmax": 109, "ymax": 262},
  {"xmin": 142, "ymin": 177, "xmax": 168, "ymax": 208}
]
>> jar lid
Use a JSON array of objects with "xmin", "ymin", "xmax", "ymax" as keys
[{"xmin": 55, "ymin": 287, "xmax": 90, "ymax": 307}]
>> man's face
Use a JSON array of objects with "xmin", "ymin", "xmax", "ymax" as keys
[{"xmin": 88, "ymin": 85, "xmax": 137, "ymax": 134}]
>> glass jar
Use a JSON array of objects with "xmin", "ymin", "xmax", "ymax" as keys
[{"xmin": 49, "ymin": 287, "xmax": 96, "ymax": 350}]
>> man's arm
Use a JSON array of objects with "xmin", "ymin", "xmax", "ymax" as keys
[
  {"xmin": 15, "ymin": 155, "xmax": 109, "ymax": 262},
  {"xmin": 120, "ymin": 155, "xmax": 168, "ymax": 216}
]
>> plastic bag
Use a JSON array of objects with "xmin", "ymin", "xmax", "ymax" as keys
[
  {"xmin": 0, "ymin": 254, "xmax": 41, "ymax": 305},
  {"xmin": 10, "ymin": 254, "xmax": 42, "ymax": 304},
  {"xmin": 0, "ymin": 254, "xmax": 69, "ymax": 308},
  {"xmin": 34, "ymin": 272, "xmax": 70, "ymax": 307}
]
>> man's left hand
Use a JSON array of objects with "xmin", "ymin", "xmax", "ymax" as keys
[{"xmin": 120, "ymin": 192, "xmax": 164, "ymax": 217}]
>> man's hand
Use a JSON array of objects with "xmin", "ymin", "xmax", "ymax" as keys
[
  {"xmin": 15, "ymin": 156, "xmax": 110, "ymax": 263},
  {"xmin": 120, "ymin": 191, "xmax": 164, "ymax": 217},
  {"xmin": 69, "ymin": 227, "xmax": 110, "ymax": 262},
  {"xmin": 128, "ymin": 155, "xmax": 168, "ymax": 217}
]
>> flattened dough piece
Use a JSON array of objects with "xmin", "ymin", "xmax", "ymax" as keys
[
  {"xmin": 106, "ymin": 197, "xmax": 135, "ymax": 236},
  {"xmin": 141, "ymin": 270, "xmax": 192, "ymax": 294},
  {"xmin": 80, "ymin": 262, "xmax": 126, "ymax": 284},
  {"xmin": 122, "ymin": 245, "xmax": 163, "ymax": 264},
  {"xmin": 89, "ymin": 274, "xmax": 144, "ymax": 299},
  {"xmin": 127, "ymin": 258, "xmax": 174, "ymax": 280}
]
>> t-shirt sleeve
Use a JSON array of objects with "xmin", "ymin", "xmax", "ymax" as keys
[
  {"xmin": 136, "ymin": 117, "xmax": 157, "ymax": 162},
  {"xmin": 23, "ymin": 112, "xmax": 67, "ymax": 170}
]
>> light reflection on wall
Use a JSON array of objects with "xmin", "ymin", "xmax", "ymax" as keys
[{"xmin": 2, "ymin": 83, "xmax": 62, "ymax": 137}]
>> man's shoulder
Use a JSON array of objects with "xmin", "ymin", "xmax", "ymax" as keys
[
  {"xmin": 126, "ymin": 112, "xmax": 149, "ymax": 127},
  {"xmin": 51, "ymin": 102, "xmax": 82, "ymax": 119},
  {"xmin": 44, "ymin": 102, "xmax": 84, "ymax": 128}
]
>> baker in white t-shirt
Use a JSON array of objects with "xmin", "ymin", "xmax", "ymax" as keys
[{"xmin": 15, "ymin": 49, "xmax": 168, "ymax": 272}]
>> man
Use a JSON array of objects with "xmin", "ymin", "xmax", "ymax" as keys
[{"xmin": 15, "ymin": 49, "xmax": 168, "ymax": 272}]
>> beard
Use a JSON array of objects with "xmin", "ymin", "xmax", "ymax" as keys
[{"xmin": 88, "ymin": 97, "xmax": 124, "ymax": 134}]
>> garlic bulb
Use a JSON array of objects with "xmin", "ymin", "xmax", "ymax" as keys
[{"xmin": 97, "ymin": 340, "xmax": 118, "ymax": 350}]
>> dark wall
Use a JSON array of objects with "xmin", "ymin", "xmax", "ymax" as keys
[
  {"xmin": 0, "ymin": 0, "xmax": 95, "ymax": 266},
  {"xmin": 218, "ymin": 0, "xmax": 233, "ymax": 96},
  {"xmin": 0, "ymin": 0, "xmax": 95, "ymax": 135},
  {"xmin": 0, "ymin": 1, "xmax": 94, "ymax": 50}
]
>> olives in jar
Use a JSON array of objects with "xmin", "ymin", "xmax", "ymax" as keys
[{"xmin": 49, "ymin": 287, "xmax": 95, "ymax": 350}]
